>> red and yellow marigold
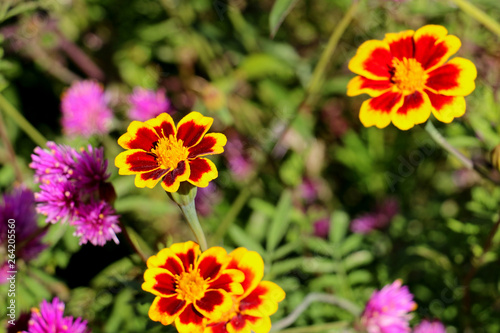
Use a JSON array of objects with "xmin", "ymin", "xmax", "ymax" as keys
[
  {"xmin": 115, "ymin": 112, "xmax": 227, "ymax": 192},
  {"xmin": 204, "ymin": 248, "xmax": 286, "ymax": 333},
  {"xmin": 142, "ymin": 241, "xmax": 245, "ymax": 333},
  {"xmin": 347, "ymin": 25, "xmax": 477, "ymax": 130}
]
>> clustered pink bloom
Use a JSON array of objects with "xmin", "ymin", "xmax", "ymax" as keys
[
  {"xmin": 413, "ymin": 319, "xmax": 446, "ymax": 333},
  {"xmin": 361, "ymin": 280, "xmax": 417, "ymax": 333},
  {"xmin": 224, "ymin": 132, "xmax": 253, "ymax": 179},
  {"xmin": 350, "ymin": 198, "xmax": 399, "ymax": 234},
  {"xmin": 0, "ymin": 187, "xmax": 46, "ymax": 284},
  {"xmin": 128, "ymin": 87, "xmax": 173, "ymax": 121},
  {"xmin": 30, "ymin": 142, "xmax": 120, "ymax": 246},
  {"xmin": 61, "ymin": 80, "xmax": 113, "ymax": 137},
  {"xmin": 21, "ymin": 298, "xmax": 90, "ymax": 333},
  {"xmin": 313, "ymin": 217, "xmax": 330, "ymax": 238}
]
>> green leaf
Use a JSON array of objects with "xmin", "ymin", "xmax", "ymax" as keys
[
  {"xmin": 228, "ymin": 225, "xmax": 266, "ymax": 254},
  {"xmin": 343, "ymin": 250, "xmax": 373, "ymax": 271},
  {"xmin": 269, "ymin": 0, "xmax": 301, "ymax": 38},
  {"xmin": 267, "ymin": 190, "xmax": 292, "ymax": 252},
  {"xmin": 330, "ymin": 211, "xmax": 350, "ymax": 245}
]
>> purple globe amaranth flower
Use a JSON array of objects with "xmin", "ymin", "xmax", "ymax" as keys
[
  {"xmin": 30, "ymin": 142, "xmax": 77, "ymax": 184},
  {"xmin": 61, "ymin": 80, "xmax": 113, "ymax": 137},
  {"xmin": 194, "ymin": 182, "xmax": 222, "ymax": 217},
  {"xmin": 72, "ymin": 201, "xmax": 120, "ymax": 246},
  {"xmin": 73, "ymin": 146, "xmax": 110, "ymax": 193},
  {"xmin": 128, "ymin": 87, "xmax": 173, "ymax": 121},
  {"xmin": 30, "ymin": 142, "xmax": 120, "ymax": 246},
  {"xmin": 300, "ymin": 177, "xmax": 320, "ymax": 205},
  {"xmin": 361, "ymin": 279, "xmax": 417, "ymax": 333},
  {"xmin": 350, "ymin": 214, "xmax": 381, "ymax": 234},
  {"xmin": 225, "ymin": 132, "xmax": 253, "ymax": 179},
  {"xmin": 413, "ymin": 319, "xmax": 446, "ymax": 333},
  {"xmin": 21, "ymin": 297, "xmax": 90, "ymax": 333},
  {"xmin": 0, "ymin": 187, "xmax": 47, "ymax": 284}
]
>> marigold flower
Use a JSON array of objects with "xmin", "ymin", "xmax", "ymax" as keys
[
  {"xmin": 61, "ymin": 80, "xmax": 113, "ymax": 137},
  {"xmin": 413, "ymin": 319, "xmax": 446, "ymax": 333},
  {"xmin": 205, "ymin": 248, "xmax": 286, "ymax": 333},
  {"xmin": 347, "ymin": 25, "xmax": 477, "ymax": 130},
  {"xmin": 128, "ymin": 87, "xmax": 173, "ymax": 121},
  {"xmin": 115, "ymin": 112, "xmax": 227, "ymax": 192},
  {"xmin": 142, "ymin": 241, "xmax": 244, "ymax": 333},
  {"xmin": 361, "ymin": 280, "xmax": 417, "ymax": 333},
  {"xmin": 21, "ymin": 297, "xmax": 90, "ymax": 333}
]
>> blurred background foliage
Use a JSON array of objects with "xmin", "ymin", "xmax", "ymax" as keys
[{"xmin": 1, "ymin": 0, "xmax": 500, "ymax": 332}]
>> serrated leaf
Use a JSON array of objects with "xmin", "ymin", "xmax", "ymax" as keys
[
  {"xmin": 340, "ymin": 234, "xmax": 363, "ymax": 256},
  {"xmin": 348, "ymin": 270, "xmax": 372, "ymax": 285},
  {"xmin": 269, "ymin": 0, "xmax": 301, "ymax": 38},
  {"xmin": 330, "ymin": 211, "xmax": 350, "ymax": 245},
  {"xmin": 267, "ymin": 190, "xmax": 292, "ymax": 252}
]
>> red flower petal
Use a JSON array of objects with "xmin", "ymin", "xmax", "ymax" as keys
[
  {"xmin": 384, "ymin": 30, "xmax": 414, "ymax": 60},
  {"xmin": 115, "ymin": 150, "xmax": 159, "ymax": 174},
  {"xmin": 188, "ymin": 133, "xmax": 227, "ymax": 159},
  {"xmin": 425, "ymin": 58, "xmax": 476, "ymax": 96},
  {"xmin": 145, "ymin": 112, "xmax": 176, "ymax": 138},
  {"xmin": 143, "ymin": 268, "xmax": 178, "ymax": 297},
  {"xmin": 117, "ymin": 122, "xmax": 159, "ymax": 151},
  {"xmin": 359, "ymin": 91, "xmax": 404, "ymax": 129},
  {"xmin": 197, "ymin": 247, "xmax": 228, "ymax": 280},
  {"xmin": 414, "ymin": 25, "xmax": 461, "ymax": 71},
  {"xmin": 227, "ymin": 248, "xmax": 264, "ymax": 298},
  {"xmin": 176, "ymin": 112, "xmax": 214, "ymax": 148},
  {"xmin": 161, "ymin": 160, "xmax": 190, "ymax": 192},
  {"xmin": 148, "ymin": 296, "xmax": 187, "ymax": 326},
  {"xmin": 170, "ymin": 241, "xmax": 200, "ymax": 272},
  {"xmin": 426, "ymin": 89, "xmax": 466, "ymax": 123},
  {"xmin": 348, "ymin": 40, "xmax": 393, "ymax": 80},
  {"xmin": 240, "ymin": 281, "xmax": 286, "ymax": 317},
  {"xmin": 187, "ymin": 158, "xmax": 218, "ymax": 188},
  {"xmin": 347, "ymin": 76, "xmax": 393, "ymax": 97},
  {"xmin": 195, "ymin": 290, "xmax": 225, "ymax": 313},
  {"xmin": 175, "ymin": 304, "xmax": 206, "ymax": 333},
  {"xmin": 208, "ymin": 269, "xmax": 244, "ymax": 295},
  {"xmin": 391, "ymin": 91, "xmax": 431, "ymax": 130}
]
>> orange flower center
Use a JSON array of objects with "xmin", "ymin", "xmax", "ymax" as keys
[
  {"xmin": 175, "ymin": 270, "xmax": 207, "ymax": 303},
  {"xmin": 391, "ymin": 58, "xmax": 428, "ymax": 93},
  {"xmin": 151, "ymin": 135, "xmax": 189, "ymax": 170}
]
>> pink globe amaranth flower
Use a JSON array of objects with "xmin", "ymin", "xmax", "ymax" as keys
[
  {"xmin": 413, "ymin": 319, "xmax": 446, "ymax": 333},
  {"xmin": 29, "ymin": 142, "xmax": 77, "ymax": 184},
  {"xmin": 35, "ymin": 181, "xmax": 79, "ymax": 224},
  {"xmin": 361, "ymin": 280, "xmax": 417, "ymax": 333},
  {"xmin": 128, "ymin": 87, "xmax": 173, "ymax": 121},
  {"xmin": 72, "ymin": 201, "xmax": 120, "ymax": 246},
  {"xmin": 61, "ymin": 80, "xmax": 113, "ymax": 137},
  {"xmin": 21, "ymin": 297, "xmax": 90, "ymax": 333},
  {"xmin": 73, "ymin": 145, "xmax": 110, "ymax": 193},
  {"xmin": 0, "ymin": 187, "xmax": 47, "ymax": 284}
]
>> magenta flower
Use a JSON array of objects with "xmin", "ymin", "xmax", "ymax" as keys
[
  {"xmin": 21, "ymin": 298, "xmax": 90, "ymax": 333},
  {"xmin": 72, "ymin": 201, "xmax": 120, "ymax": 246},
  {"xmin": 61, "ymin": 80, "xmax": 113, "ymax": 137},
  {"xmin": 350, "ymin": 198, "xmax": 399, "ymax": 234},
  {"xmin": 31, "ymin": 142, "xmax": 120, "ymax": 246},
  {"xmin": 128, "ymin": 87, "xmax": 172, "ymax": 121},
  {"xmin": 313, "ymin": 217, "xmax": 330, "ymax": 238},
  {"xmin": 0, "ymin": 187, "xmax": 46, "ymax": 284},
  {"xmin": 225, "ymin": 132, "xmax": 253, "ymax": 179},
  {"xmin": 413, "ymin": 320, "xmax": 446, "ymax": 333},
  {"xmin": 361, "ymin": 280, "xmax": 417, "ymax": 333},
  {"xmin": 194, "ymin": 182, "xmax": 222, "ymax": 217},
  {"xmin": 73, "ymin": 146, "xmax": 110, "ymax": 193},
  {"xmin": 30, "ymin": 142, "xmax": 77, "ymax": 184}
]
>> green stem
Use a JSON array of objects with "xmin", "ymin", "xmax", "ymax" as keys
[
  {"xmin": 178, "ymin": 199, "xmax": 208, "ymax": 251},
  {"xmin": 424, "ymin": 120, "xmax": 473, "ymax": 168},
  {"xmin": 271, "ymin": 292, "xmax": 361, "ymax": 332},
  {"xmin": 119, "ymin": 221, "xmax": 149, "ymax": 264},
  {"xmin": 0, "ymin": 94, "xmax": 47, "ymax": 147},
  {"xmin": 449, "ymin": 0, "xmax": 500, "ymax": 39},
  {"xmin": 0, "ymin": 110, "xmax": 23, "ymax": 183},
  {"xmin": 306, "ymin": 0, "xmax": 359, "ymax": 103}
]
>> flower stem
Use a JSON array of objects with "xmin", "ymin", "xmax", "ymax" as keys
[
  {"xmin": 449, "ymin": 0, "xmax": 500, "ymax": 39},
  {"xmin": 425, "ymin": 121, "xmax": 500, "ymax": 185},
  {"xmin": 0, "ymin": 109, "xmax": 23, "ymax": 183},
  {"xmin": 211, "ymin": 188, "xmax": 251, "ymax": 245},
  {"xmin": 178, "ymin": 199, "xmax": 208, "ymax": 252},
  {"xmin": 0, "ymin": 93, "xmax": 47, "ymax": 147},
  {"xmin": 273, "ymin": 321, "xmax": 350, "ymax": 333},
  {"xmin": 270, "ymin": 292, "xmax": 361, "ymax": 332}
]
